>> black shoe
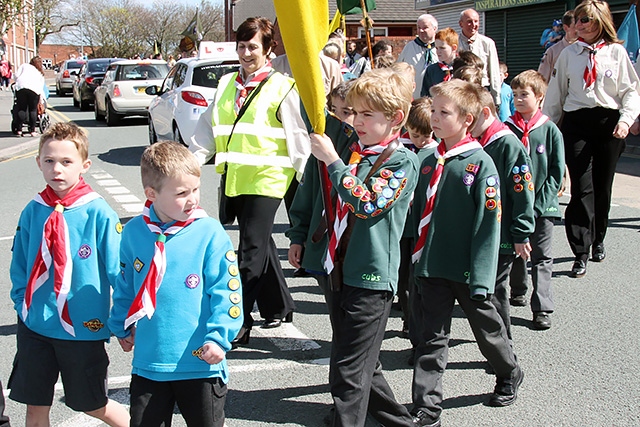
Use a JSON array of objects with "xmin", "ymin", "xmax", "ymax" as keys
[
  {"xmin": 509, "ymin": 295, "xmax": 528, "ymax": 307},
  {"xmin": 412, "ymin": 410, "xmax": 441, "ymax": 427},
  {"xmin": 407, "ymin": 347, "xmax": 416, "ymax": 366},
  {"xmin": 570, "ymin": 258, "xmax": 587, "ymax": 278},
  {"xmin": 592, "ymin": 243, "xmax": 606, "ymax": 262},
  {"xmin": 283, "ymin": 312, "xmax": 293, "ymax": 323},
  {"xmin": 322, "ymin": 405, "xmax": 335, "ymax": 425},
  {"xmin": 533, "ymin": 312, "xmax": 551, "ymax": 330},
  {"xmin": 487, "ymin": 366, "xmax": 524, "ymax": 407},
  {"xmin": 293, "ymin": 267, "xmax": 310, "ymax": 277},
  {"xmin": 231, "ymin": 326, "xmax": 250, "ymax": 348},
  {"xmin": 262, "ymin": 318, "xmax": 282, "ymax": 329},
  {"xmin": 401, "ymin": 320, "xmax": 410, "ymax": 339}
]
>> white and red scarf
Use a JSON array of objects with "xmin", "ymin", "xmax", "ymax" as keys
[
  {"xmin": 576, "ymin": 38, "xmax": 606, "ymax": 90},
  {"xmin": 412, "ymin": 135, "xmax": 482, "ymax": 263},
  {"xmin": 438, "ymin": 62, "xmax": 453, "ymax": 81},
  {"xmin": 124, "ymin": 200, "xmax": 207, "ymax": 329},
  {"xmin": 234, "ymin": 62, "xmax": 272, "ymax": 112},
  {"xmin": 479, "ymin": 118, "xmax": 514, "ymax": 148},
  {"xmin": 324, "ymin": 133, "xmax": 398, "ymax": 274},
  {"xmin": 23, "ymin": 178, "xmax": 101, "ymax": 336},
  {"xmin": 507, "ymin": 110, "xmax": 548, "ymax": 152}
]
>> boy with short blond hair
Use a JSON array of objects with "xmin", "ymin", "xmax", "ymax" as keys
[
  {"xmin": 411, "ymin": 80, "xmax": 523, "ymax": 427},
  {"xmin": 109, "ymin": 141, "xmax": 243, "ymax": 427},
  {"xmin": 422, "ymin": 27, "xmax": 459, "ymax": 96},
  {"xmin": 9, "ymin": 122, "xmax": 129, "ymax": 427},
  {"xmin": 300, "ymin": 68, "xmax": 419, "ymax": 426},
  {"xmin": 506, "ymin": 70, "xmax": 564, "ymax": 329},
  {"xmin": 471, "ymin": 88, "xmax": 535, "ymax": 340}
]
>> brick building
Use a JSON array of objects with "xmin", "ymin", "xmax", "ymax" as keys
[{"xmin": 1, "ymin": 0, "xmax": 36, "ymax": 69}]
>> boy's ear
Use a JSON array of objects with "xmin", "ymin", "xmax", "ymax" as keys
[
  {"xmin": 80, "ymin": 158, "xmax": 92, "ymax": 174},
  {"xmin": 392, "ymin": 109, "xmax": 405, "ymax": 128},
  {"xmin": 144, "ymin": 186, "xmax": 156, "ymax": 201}
]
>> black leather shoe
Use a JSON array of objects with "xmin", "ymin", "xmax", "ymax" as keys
[
  {"xmin": 487, "ymin": 366, "xmax": 524, "ymax": 407},
  {"xmin": 283, "ymin": 312, "xmax": 294, "ymax": 323},
  {"xmin": 412, "ymin": 410, "xmax": 441, "ymax": 427},
  {"xmin": 509, "ymin": 295, "xmax": 528, "ymax": 307},
  {"xmin": 570, "ymin": 258, "xmax": 587, "ymax": 278},
  {"xmin": 533, "ymin": 312, "xmax": 551, "ymax": 330},
  {"xmin": 231, "ymin": 326, "xmax": 250, "ymax": 348},
  {"xmin": 592, "ymin": 243, "xmax": 606, "ymax": 262},
  {"xmin": 261, "ymin": 318, "xmax": 282, "ymax": 329}
]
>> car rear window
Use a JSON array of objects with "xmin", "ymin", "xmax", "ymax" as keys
[
  {"xmin": 120, "ymin": 64, "xmax": 169, "ymax": 80},
  {"xmin": 67, "ymin": 61, "xmax": 84, "ymax": 69},
  {"xmin": 88, "ymin": 61, "xmax": 111, "ymax": 72},
  {"xmin": 192, "ymin": 63, "xmax": 240, "ymax": 88}
]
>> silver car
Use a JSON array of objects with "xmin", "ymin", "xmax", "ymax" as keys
[{"xmin": 55, "ymin": 59, "xmax": 85, "ymax": 96}]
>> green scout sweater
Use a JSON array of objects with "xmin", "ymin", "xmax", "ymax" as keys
[
  {"xmin": 286, "ymin": 114, "xmax": 359, "ymax": 273},
  {"xmin": 412, "ymin": 147, "xmax": 501, "ymax": 297},
  {"xmin": 326, "ymin": 143, "xmax": 419, "ymax": 294},
  {"xmin": 402, "ymin": 144, "xmax": 438, "ymax": 239},
  {"xmin": 482, "ymin": 128, "xmax": 536, "ymax": 254},
  {"xmin": 507, "ymin": 117, "xmax": 565, "ymax": 219}
]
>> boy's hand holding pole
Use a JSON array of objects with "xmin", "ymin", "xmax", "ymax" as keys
[{"xmin": 310, "ymin": 133, "xmax": 340, "ymax": 165}]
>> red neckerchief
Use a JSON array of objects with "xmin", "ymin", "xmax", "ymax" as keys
[
  {"xmin": 576, "ymin": 38, "xmax": 607, "ymax": 89},
  {"xmin": 412, "ymin": 135, "xmax": 482, "ymax": 263},
  {"xmin": 438, "ymin": 62, "xmax": 453, "ymax": 81},
  {"xmin": 509, "ymin": 110, "xmax": 544, "ymax": 149},
  {"xmin": 24, "ymin": 178, "xmax": 99, "ymax": 336},
  {"xmin": 234, "ymin": 62, "xmax": 272, "ymax": 111},
  {"xmin": 124, "ymin": 200, "xmax": 207, "ymax": 329},
  {"xmin": 479, "ymin": 119, "xmax": 510, "ymax": 147}
]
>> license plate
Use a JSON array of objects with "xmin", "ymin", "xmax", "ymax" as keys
[{"xmin": 137, "ymin": 87, "xmax": 147, "ymax": 93}]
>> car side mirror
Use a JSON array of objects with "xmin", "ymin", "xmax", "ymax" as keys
[{"xmin": 145, "ymin": 86, "xmax": 159, "ymax": 96}]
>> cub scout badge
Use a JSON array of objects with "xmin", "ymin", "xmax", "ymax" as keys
[
  {"xmin": 185, "ymin": 274, "xmax": 200, "ymax": 289},
  {"xmin": 463, "ymin": 173, "xmax": 475, "ymax": 186},
  {"xmin": 536, "ymin": 144, "xmax": 545, "ymax": 154},
  {"xmin": 466, "ymin": 163, "xmax": 480, "ymax": 174}
]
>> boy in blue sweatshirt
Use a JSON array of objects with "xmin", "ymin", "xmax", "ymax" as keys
[
  {"xmin": 9, "ymin": 123, "xmax": 129, "ymax": 426},
  {"xmin": 109, "ymin": 141, "xmax": 243, "ymax": 427}
]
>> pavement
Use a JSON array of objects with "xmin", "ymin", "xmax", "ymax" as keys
[{"xmin": 1, "ymin": 79, "xmax": 640, "ymax": 162}]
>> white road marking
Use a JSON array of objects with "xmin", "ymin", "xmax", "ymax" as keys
[
  {"xmin": 113, "ymin": 194, "xmax": 141, "ymax": 203},
  {"xmin": 96, "ymin": 179, "xmax": 121, "ymax": 186},
  {"xmin": 123, "ymin": 203, "xmax": 144, "ymax": 213},
  {"xmin": 104, "ymin": 186, "xmax": 130, "ymax": 195},
  {"xmin": 90, "ymin": 170, "xmax": 143, "ymax": 214}
]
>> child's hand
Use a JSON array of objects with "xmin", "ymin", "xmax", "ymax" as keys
[
  {"xmin": 288, "ymin": 244, "xmax": 303, "ymax": 268},
  {"xmin": 612, "ymin": 122, "xmax": 629, "ymax": 139},
  {"xmin": 514, "ymin": 242, "xmax": 532, "ymax": 260},
  {"xmin": 630, "ymin": 120, "xmax": 640, "ymax": 136},
  {"xmin": 201, "ymin": 342, "xmax": 225, "ymax": 365},
  {"xmin": 118, "ymin": 326, "xmax": 136, "ymax": 352},
  {"xmin": 310, "ymin": 133, "xmax": 340, "ymax": 165}
]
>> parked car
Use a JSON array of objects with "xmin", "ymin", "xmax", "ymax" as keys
[
  {"xmin": 147, "ymin": 42, "xmax": 240, "ymax": 144},
  {"xmin": 93, "ymin": 59, "xmax": 169, "ymax": 126},
  {"xmin": 55, "ymin": 59, "xmax": 85, "ymax": 96},
  {"xmin": 72, "ymin": 58, "xmax": 125, "ymax": 110}
]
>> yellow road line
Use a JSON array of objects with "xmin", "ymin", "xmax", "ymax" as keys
[
  {"xmin": 6, "ymin": 149, "xmax": 38, "ymax": 161},
  {"xmin": 46, "ymin": 106, "xmax": 90, "ymax": 136}
]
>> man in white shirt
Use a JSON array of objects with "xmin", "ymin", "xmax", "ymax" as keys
[
  {"xmin": 397, "ymin": 14, "xmax": 438, "ymax": 99},
  {"xmin": 458, "ymin": 8, "xmax": 501, "ymax": 107}
]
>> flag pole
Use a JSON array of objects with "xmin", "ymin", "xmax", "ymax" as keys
[{"xmin": 360, "ymin": 0, "xmax": 374, "ymax": 68}]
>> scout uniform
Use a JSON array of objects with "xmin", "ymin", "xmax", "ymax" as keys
[
  {"xmin": 479, "ymin": 119, "xmax": 535, "ymax": 339},
  {"xmin": 411, "ymin": 140, "xmax": 520, "ymax": 423},
  {"xmin": 506, "ymin": 113, "xmax": 564, "ymax": 315}
]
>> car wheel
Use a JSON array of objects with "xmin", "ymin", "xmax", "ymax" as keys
[
  {"xmin": 148, "ymin": 118, "xmax": 158, "ymax": 145},
  {"xmin": 173, "ymin": 123, "xmax": 185, "ymax": 146},
  {"xmin": 80, "ymin": 99, "xmax": 90, "ymax": 111},
  {"xmin": 105, "ymin": 99, "xmax": 120, "ymax": 126},
  {"xmin": 94, "ymin": 99, "xmax": 105, "ymax": 121}
]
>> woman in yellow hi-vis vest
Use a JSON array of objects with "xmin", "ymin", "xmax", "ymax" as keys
[{"xmin": 190, "ymin": 17, "xmax": 310, "ymax": 346}]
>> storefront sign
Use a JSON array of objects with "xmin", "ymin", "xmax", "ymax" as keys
[{"xmin": 475, "ymin": 0, "xmax": 554, "ymax": 11}]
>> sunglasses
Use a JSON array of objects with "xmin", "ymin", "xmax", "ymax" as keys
[{"xmin": 577, "ymin": 16, "xmax": 593, "ymax": 24}]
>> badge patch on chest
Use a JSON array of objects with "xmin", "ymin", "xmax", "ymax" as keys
[
  {"xmin": 185, "ymin": 274, "xmax": 200, "ymax": 289},
  {"xmin": 78, "ymin": 244, "xmax": 92, "ymax": 259},
  {"xmin": 83, "ymin": 318, "xmax": 104, "ymax": 332},
  {"xmin": 463, "ymin": 173, "xmax": 475, "ymax": 186},
  {"xmin": 133, "ymin": 258, "xmax": 145, "ymax": 273}
]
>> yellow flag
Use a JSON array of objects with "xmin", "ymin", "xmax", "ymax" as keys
[
  {"xmin": 274, "ymin": 0, "xmax": 328, "ymax": 134},
  {"xmin": 329, "ymin": 10, "xmax": 342, "ymax": 34}
]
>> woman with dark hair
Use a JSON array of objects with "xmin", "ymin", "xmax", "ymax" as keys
[
  {"xmin": 544, "ymin": 0, "xmax": 640, "ymax": 278},
  {"xmin": 14, "ymin": 56, "xmax": 45, "ymax": 137},
  {"xmin": 190, "ymin": 17, "xmax": 309, "ymax": 345}
]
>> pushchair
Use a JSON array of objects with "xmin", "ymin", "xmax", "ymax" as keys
[{"xmin": 10, "ymin": 83, "xmax": 51, "ymax": 135}]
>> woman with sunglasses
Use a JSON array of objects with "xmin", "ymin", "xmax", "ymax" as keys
[{"xmin": 543, "ymin": 0, "xmax": 640, "ymax": 278}]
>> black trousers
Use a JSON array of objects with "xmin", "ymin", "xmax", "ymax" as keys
[
  {"xmin": 329, "ymin": 285, "xmax": 413, "ymax": 427},
  {"xmin": 412, "ymin": 277, "xmax": 517, "ymax": 421},
  {"xmin": 15, "ymin": 88, "xmax": 39, "ymax": 133},
  {"xmin": 561, "ymin": 108, "xmax": 625, "ymax": 257},
  {"xmin": 231, "ymin": 195, "xmax": 295, "ymax": 328},
  {"xmin": 129, "ymin": 375, "xmax": 227, "ymax": 427},
  {"xmin": 0, "ymin": 380, "xmax": 9, "ymax": 427},
  {"xmin": 492, "ymin": 254, "xmax": 516, "ymax": 340}
]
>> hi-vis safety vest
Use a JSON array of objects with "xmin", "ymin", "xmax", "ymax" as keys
[{"xmin": 212, "ymin": 72, "xmax": 296, "ymax": 199}]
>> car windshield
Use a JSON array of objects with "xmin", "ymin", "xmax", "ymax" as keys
[
  {"xmin": 88, "ymin": 61, "xmax": 111, "ymax": 73},
  {"xmin": 192, "ymin": 63, "xmax": 240, "ymax": 88},
  {"xmin": 120, "ymin": 63, "xmax": 169, "ymax": 80}
]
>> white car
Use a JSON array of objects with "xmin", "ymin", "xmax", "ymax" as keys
[
  {"xmin": 94, "ymin": 59, "xmax": 169, "ymax": 126},
  {"xmin": 147, "ymin": 42, "xmax": 240, "ymax": 144}
]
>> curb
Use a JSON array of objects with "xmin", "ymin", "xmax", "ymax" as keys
[{"xmin": 0, "ymin": 136, "xmax": 40, "ymax": 162}]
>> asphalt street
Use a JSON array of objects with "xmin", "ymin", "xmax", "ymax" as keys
[{"xmin": 0, "ymin": 87, "xmax": 639, "ymax": 427}]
